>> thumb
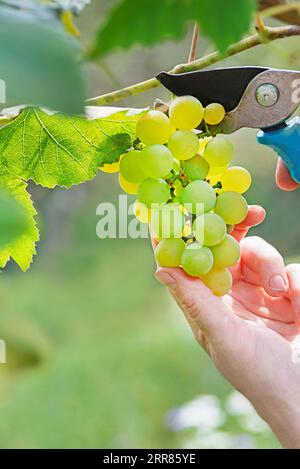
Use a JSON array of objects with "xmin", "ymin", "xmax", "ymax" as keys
[
  {"xmin": 155, "ymin": 267, "xmax": 239, "ymax": 340},
  {"xmin": 276, "ymin": 158, "xmax": 299, "ymax": 191}
]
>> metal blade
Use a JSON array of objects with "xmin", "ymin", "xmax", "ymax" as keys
[
  {"xmin": 157, "ymin": 67, "xmax": 300, "ymax": 134},
  {"xmin": 221, "ymin": 69, "xmax": 300, "ymax": 133},
  {"xmin": 156, "ymin": 67, "xmax": 268, "ymax": 112}
]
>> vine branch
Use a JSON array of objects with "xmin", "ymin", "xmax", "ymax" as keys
[{"xmin": 87, "ymin": 24, "xmax": 300, "ymax": 106}]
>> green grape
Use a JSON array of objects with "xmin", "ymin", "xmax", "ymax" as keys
[
  {"xmin": 100, "ymin": 161, "xmax": 120, "ymax": 173},
  {"xmin": 204, "ymin": 103, "xmax": 225, "ymax": 125},
  {"xmin": 151, "ymin": 204, "xmax": 184, "ymax": 239},
  {"xmin": 198, "ymin": 136, "xmax": 211, "ymax": 153},
  {"xmin": 172, "ymin": 159, "xmax": 180, "ymax": 172},
  {"xmin": 193, "ymin": 213, "xmax": 226, "ymax": 247},
  {"xmin": 220, "ymin": 166, "xmax": 252, "ymax": 194},
  {"xmin": 181, "ymin": 180, "xmax": 216, "ymax": 215},
  {"xmin": 227, "ymin": 224, "xmax": 234, "ymax": 234},
  {"xmin": 173, "ymin": 180, "xmax": 183, "ymax": 196},
  {"xmin": 182, "ymin": 154, "xmax": 210, "ymax": 181},
  {"xmin": 211, "ymin": 234, "xmax": 240, "ymax": 268},
  {"xmin": 201, "ymin": 267, "xmax": 232, "ymax": 296},
  {"xmin": 182, "ymin": 221, "xmax": 192, "ymax": 237},
  {"xmin": 138, "ymin": 178, "xmax": 170, "ymax": 207},
  {"xmin": 155, "ymin": 238, "xmax": 186, "ymax": 267},
  {"xmin": 169, "ymin": 95, "xmax": 204, "ymax": 130},
  {"xmin": 118, "ymin": 174, "xmax": 139, "ymax": 195},
  {"xmin": 119, "ymin": 150, "xmax": 145, "ymax": 183},
  {"xmin": 136, "ymin": 110, "xmax": 172, "ymax": 145},
  {"xmin": 204, "ymin": 136, "xmax": 233, "ymax": 167},
  {"xmin": 214, "ymin": 191, "xmax": 248, "ymax": 225},
  {"xmin": 139, "ymin": 144, "xmax": 173, "ymax": 178},
  {"xmin": 168, "ymin": 130, "xmax": 199, "ymax": 161},
  {"xmin": 207, "ymin": 164, "xmax": 228, "ymax": 179},
  {"xmin": 133, "ymin": 200, "xmax": 151, "ymax": 224},
  {"xmin": 181, "ymin": 243, "xmax": 214, "ymax": 277}
]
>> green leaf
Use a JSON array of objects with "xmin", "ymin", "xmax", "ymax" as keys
[
  {"xmin": 89, "ymin": 0, "xmax": 191, "ymax": 59},
  {"xmin": 0, "ymin": 174, "xmax": 39, "ymax": 271},
  {"xmin": 192, "ymin": 0, "xmax": 257, "ymax": 53},
  {"xmin": 89, "ymin": 0, "xmax": 256, "ymax": 58},
  {"xmin": 0, "ymin": 189, "xmax": 29, "ymax": 248},
  {"xmin": 0, "ymin": 107, "xmax": 143, "ymax": 188},
  {"xmin": 0, "ymin": 2, "xmax": 86, "ymax": 114}
]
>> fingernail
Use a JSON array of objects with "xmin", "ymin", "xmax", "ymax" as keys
[
  {"xmin": 253, "ymin": 205, "xmax": 266, "ymax": 218},
  {"xmin": 269, "ymin": 275, "xmax": 287, "ymax": 292},
  {"xmin": 155, "ymin": 270, "xmax": 177, "ymax": 289}
]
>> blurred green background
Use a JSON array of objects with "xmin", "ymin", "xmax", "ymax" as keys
[{"xmin": 0, "ymin": 0, "xmax": 300, "ymax": 449}]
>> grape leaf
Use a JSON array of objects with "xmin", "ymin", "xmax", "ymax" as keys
[
  {"xmin": 0, "ymin": 188, "xmax": 29, "ymax": 248},
  {"xmin": 89, "ymin": 0, "xmax": 191, "ymax": 59},
  {"xmin": 0, "ymin": 1, "xmax": 86, "ymax": 114},
  {"xmin": 192, "ymin": 0, "xmax": 257, "ymax": 53},
  {"xmin": 89, "ymin": 0, "xmax": 256, "ymax": 58},
  {"xmin": 0, "ymin": 174, "xmax": 39, "ymax": 271},
  {"xmin": 0, "ymin": 107, "xmax": 143, "ymax": 188}
]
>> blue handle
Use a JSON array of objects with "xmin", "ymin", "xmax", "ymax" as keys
[{"xmin": 257, "ymin": 116, "xmax": 300, "ymax": 183}]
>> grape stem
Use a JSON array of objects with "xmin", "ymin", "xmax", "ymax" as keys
[
  {"xmin": 256, "ymin": 13, "xmax": 268, "ymax": 37},
  {"xmin": 87, "ymin": 24, "xmax": 300, "ymax": 106},
  {"xmin": 188, "ymin": 23, "xmax": 199, "ymax": 63}
]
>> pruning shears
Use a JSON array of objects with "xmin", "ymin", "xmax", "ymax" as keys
[{"xmin": 156, "ymin": 67, "xmax": 300, "ymax": 183}]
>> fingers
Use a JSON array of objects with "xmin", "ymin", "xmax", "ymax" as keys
[
  {"xmin": 225, "ymin": 295, "xmax": 300, "ymax": 340},
  {"xmin": 230, "ymin": 281, "xmax": 295, "ymax": 324},
  {"xmin": 240, "ymin": 236, "xmax": 288, "ymax": 297},
  {"xmin": 232, "ymin": 205, "xmax": 266, "ymax": 242},
  {"xmin": 286, "ymin": 264, "xmax": 300, "ymax": 323},
  {"xmin": 276, "ymin": 158, "xmax": 299, "ymax": 192},
  {"xmin": 155, "ymin": 267, "xmax": 240, "ymax": 341}
]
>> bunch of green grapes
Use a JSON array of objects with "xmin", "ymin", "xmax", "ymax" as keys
[{"xmin": 100, "ymin": 96, "xmax": 253, "ymax": 296}]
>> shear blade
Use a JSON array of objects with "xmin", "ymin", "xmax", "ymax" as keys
[
  {"xmin": 157, "ymin": 67, "xmax": 300, "ymax": 133},
  {"xmin": 156, "ymin": 67, "xmax": 268, "ymax": 112}
]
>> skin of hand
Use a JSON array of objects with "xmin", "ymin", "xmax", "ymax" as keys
[
  {"xmin": 154, "ymin": 206, "xmax": 300, "ymax": 448},
  {"xmin": 276, "ymin": 158, "xmax": 299, "ymax": 191}
]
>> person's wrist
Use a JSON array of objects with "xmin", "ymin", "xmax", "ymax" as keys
[
  {"xmin": 271, "ymin": 403, "xmax": 300, "ymax": 448},
  {"xmin": 258, "ymin": 396, "xmax": 300, "ymax": 448}
]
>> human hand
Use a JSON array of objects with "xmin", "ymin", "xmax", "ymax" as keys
[
  {"xmin": 154, "ymin": 207, "xmax": 300, "ymax": 448},
  {"xmin": 276, "ymin": 158, "xmax": 299, "ymax": 191}
]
